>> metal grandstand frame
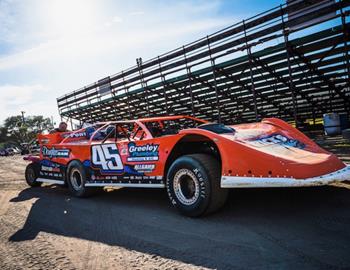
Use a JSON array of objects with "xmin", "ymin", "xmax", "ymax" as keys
[{"xmin": 57, "ymin": 0, "xmax": 350, "ymax": 127}]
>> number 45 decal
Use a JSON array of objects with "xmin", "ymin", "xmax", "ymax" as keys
[{"xmin": 91, "ymin": 144, "xmax": 124, "ymax": 172}]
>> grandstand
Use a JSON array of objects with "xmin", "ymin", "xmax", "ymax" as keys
[{"xmin": 57, "ymin": 0, "xmax": 350, "ymax": 127}]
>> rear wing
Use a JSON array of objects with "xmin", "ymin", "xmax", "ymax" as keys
[
  {"xmin": 37, "ymin": 133, "xmax": 69, "ymax": 145},
  {"xmin": 37, "ymin": 128, "xmax": 88, "ymax": 144}
]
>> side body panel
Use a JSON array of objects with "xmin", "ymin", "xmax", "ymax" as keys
[
  {"xmin": 36, "ymin": 132, "xmax": 186, "ymax": 187},
  {"xmin": 86, "ymin": 135, "xmax": 183, "ymax": 186},
  {"xmin": 37, "ymin": 135, "xmax": 91, "ymax": 184},
  {"xmin": 34, "ymin": 117, "xmax": 349, "ymax": 188}
]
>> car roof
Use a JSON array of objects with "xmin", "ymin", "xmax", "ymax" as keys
[
  {"xmin": 137, "ymin": 115, "xmax": 207, "ymax": 123},
  {"xmin": 94, "ymin": 115, "xmax": 207, "ymax": 125}
]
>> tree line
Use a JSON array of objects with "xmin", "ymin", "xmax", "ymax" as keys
[{"xmin": 0, "ymin": 115, "xmax": 54, "ymax": 149}]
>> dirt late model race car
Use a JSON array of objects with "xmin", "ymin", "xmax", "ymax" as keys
[{"xmin": 24, "ymin": 115, "xmax": 350, "ymax": 216}]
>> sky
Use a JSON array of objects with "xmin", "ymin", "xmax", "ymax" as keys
[{"xmin": 0, "ymin": 0, "xmax": 284, "ymax": 125}]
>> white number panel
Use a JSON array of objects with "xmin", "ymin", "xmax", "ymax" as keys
[{"xmin": 91, "ymin": 144, "xmax": 124, "ymax": 172}]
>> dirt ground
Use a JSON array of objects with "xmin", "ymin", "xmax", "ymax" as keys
[{"xmin": 0, "ymin": 136, "xmax": 349, "ymax": 270}]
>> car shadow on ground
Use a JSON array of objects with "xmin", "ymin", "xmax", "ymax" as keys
[{"xmin": 8, "ymin": 185, "xmax": 350, "ymax": 269}]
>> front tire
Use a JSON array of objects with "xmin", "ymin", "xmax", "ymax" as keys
[
  {"xmin": 166, "ymin": 154, "xmax": 228, "ymax": 217},
  {"xmin": 67, "ymin": 160, "xmax": 94, "ymax": 197},
  {"xmin": 25, "ymin": 163, "xmax": 42, "ymax": 187}
]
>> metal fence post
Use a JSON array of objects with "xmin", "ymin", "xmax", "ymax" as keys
[
  {"xmin": 157, "ymin": 56, "xmax": 169, "ymax": 115},
  {"xmin": 136, "ymin": 57, "xmax": 150, "ymax": 116},
  {"xmin": 183, "ymin": 46, "xmax": 195, "ymax": 117},
  {"xmin": 243, "ymin": 20, "xmax": 258, "ymax": 122},
  {"xmin": 280, "ymin": 5, "xmax": 298, "ymax": 127},
  {"xmin": 207, "ymin": 36, "xmax": 221, "ymax": 123}
]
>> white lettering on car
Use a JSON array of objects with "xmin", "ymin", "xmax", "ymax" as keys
[{"xmin": 91, "ymin": 144, "xmax": 124, "ymax": 171}]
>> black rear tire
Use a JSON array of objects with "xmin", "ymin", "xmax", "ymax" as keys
[
  {"xmin": 166, "ymin": 154, "xmax": 228, "ymax": 217},
  {"xmin": 25, "ymin": 163, "xmax": 42, "ymax": 187},
  {"xmin": 67, "ymin": 160, "xmax": 95, "ymax": 197}
]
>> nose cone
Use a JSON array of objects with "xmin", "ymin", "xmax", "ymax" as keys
[
  {"xmin": 247, "ymin": 140, "xmax": 346, "ymax": 179},
  {"xmin": 243, "ymin": 134, "xmax": 346, "ymax": 178},
  {"xmin": 274, "ymin": 150, "xmax": 345, "ymax": 179},
  {"xmin": 220, "ymin": 131, "xmax": 346, "ymax": 179}
]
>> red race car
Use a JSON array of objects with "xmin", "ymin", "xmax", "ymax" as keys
[{"xmin": 24, "ymin": 115, "xmax": 350, "ymax": 216}]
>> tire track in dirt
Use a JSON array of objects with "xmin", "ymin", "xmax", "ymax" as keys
[
  {"xmin": 0, "ymin": 191, "xmax": 14, "ymax": 216},
  {"xmin": 0, "ymin": 189, "xmax": 208, "ymax": 270},
  {"xmin": 0, "ymin": 203, "xmax": 74, "ymax": 270},
  {"xmin": 1, "ymin": 155, "xmax": 350, "ymax": 269}
]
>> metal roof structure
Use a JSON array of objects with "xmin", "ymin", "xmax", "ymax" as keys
[{"xmin": 57, "ymin": 0, "xmax": 350, "ymax": 127}]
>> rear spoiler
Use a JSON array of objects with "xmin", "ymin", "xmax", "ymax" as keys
[
  {"xmin": 37, "ymin": 132, "xmax": 71, "ymax": 145},
  {"xmin": 23, "ymin": 155, "xmax": 40, "ymax": 163}
]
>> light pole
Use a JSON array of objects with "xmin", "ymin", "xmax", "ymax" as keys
[{"xmin": 20, "ymin": 111, "xmax": 25, "ymax": 124}]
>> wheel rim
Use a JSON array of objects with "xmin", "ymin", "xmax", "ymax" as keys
[
  {"xmin": 173, "ymin": 168, "xmax": 200, "ymax": 205},
  {"xmin": 27, "ymin": 167, "xmax": 36, "ymax": 183},
  {"xmin": 70, "ymin": 168, "xmax": 83, "ymax": 191}
]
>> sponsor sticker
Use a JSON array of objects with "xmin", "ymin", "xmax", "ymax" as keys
[
  {"xmin": 40, "ymin": 171, "xmax": 62, "ymax": 177},
  {"xmin": 134, "ymin": 164, "xmax": 155, "ymax": 172},
  {"xmin": 42, "ymin": 146, "xmax": 70, "ymax": 158},
  {"xmin": 127, "ymin": 142, "xmax": 159, "ymax": 162},
  {"xmin": 253, "ymin": 134, "xmax": 305, "ymax": 149},
  {"xmin": 41, "ymin": 165, "xmax": 60, "ymax": 172},
  {"xmin": 41, "ymin": 138, "xmax": 50, "ymax": 144},
  {"xmin": 120, "ymin": 144, "xmax": 129, "ymax": 155},
  {"xmin": 62, "ymin": 131, "xmax": 87, "ymax": 138}
]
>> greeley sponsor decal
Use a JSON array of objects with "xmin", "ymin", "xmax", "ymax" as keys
[
  {"xmin": 127, "ymin": 142, "xmax": 159, "ymax": 162},
  {"xmin": 42, "ymin": 146, "xmax": 70, "ymax": 158}
]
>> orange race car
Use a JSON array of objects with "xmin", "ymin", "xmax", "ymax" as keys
[{"xmin": 24, "ymin": 115, "xmax": 350, "ymax": 216}]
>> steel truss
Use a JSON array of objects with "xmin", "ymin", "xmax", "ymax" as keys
[{"xmin": 57, "ymin": 0, "xmax": 350, "ymax": 127}]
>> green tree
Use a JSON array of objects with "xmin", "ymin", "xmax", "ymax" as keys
[
  {"xmin": 1, "ymin": 115, "xmax": 54, "ymax": 146},
  {"xmin": 0, "ymin": 127, "xmax": 9, "ymax": 149},
  {"xmin": 0, "ymin": 126, "xmax": 8, "ymax": 142}
]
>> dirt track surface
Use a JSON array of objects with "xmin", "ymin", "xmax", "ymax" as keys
[{"xmin": 1, "ymin": 154, "xmax": 350, "ymax": 270}]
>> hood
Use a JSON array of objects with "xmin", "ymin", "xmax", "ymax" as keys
[{"xmin": 212, "ymin": 118, "xmax": 346, "ymax": 179}]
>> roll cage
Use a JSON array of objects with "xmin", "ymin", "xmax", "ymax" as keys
[{"xmin": 59, "ymin": 115, "xmax": 207, "ymax": 144}]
